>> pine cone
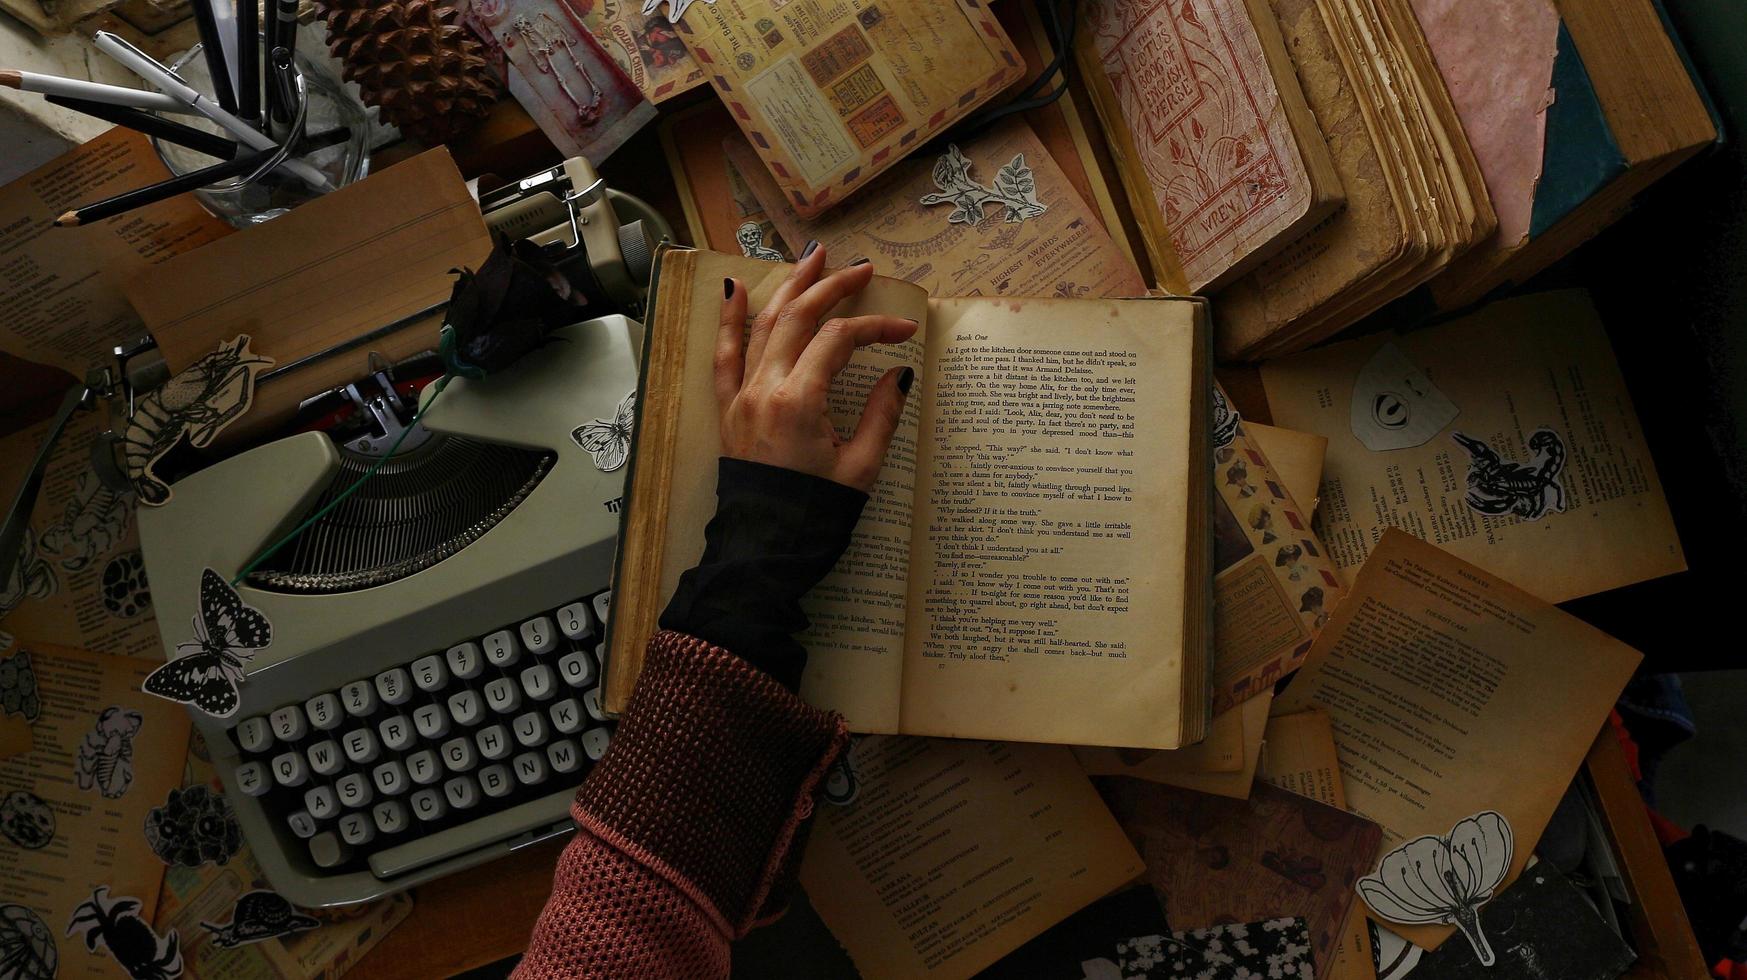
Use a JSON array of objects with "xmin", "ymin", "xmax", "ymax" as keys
[{"xmin": 314, "ymin": 0, "xmax": 502, "ymax": 145}]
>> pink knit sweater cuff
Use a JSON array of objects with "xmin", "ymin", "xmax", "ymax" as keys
[{"xmin": 575, "ymin": 630, "xmax": 850, "ymax": 936}]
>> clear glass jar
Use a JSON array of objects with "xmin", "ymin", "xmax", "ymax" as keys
[{"xmin": 152, "ymin": 39, "xmax": 372, "ymax": 226}]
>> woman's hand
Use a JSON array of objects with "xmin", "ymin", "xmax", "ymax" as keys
[{"xmin": 716, "ymin": 244, "xmax": 919, "ymax": 492}]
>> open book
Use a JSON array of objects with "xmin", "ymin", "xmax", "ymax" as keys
[{"xmin": 606, "ymin": 249, "xmax": 1212, "ymax": 749}]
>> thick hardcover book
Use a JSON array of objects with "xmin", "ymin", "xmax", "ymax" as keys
[{"xmin": 607, "ymin": 248, "xmax": 1213, "ymax": 749}]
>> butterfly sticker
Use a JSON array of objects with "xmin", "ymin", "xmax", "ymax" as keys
[
  {"xmin": 142, "ymin": 569, "xmax": 272, "ymax": 719},
  {"xmin": 571, "ymin": 390, "xmax": 636, "ymax": 473}
]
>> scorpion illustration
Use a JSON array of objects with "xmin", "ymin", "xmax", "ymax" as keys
[
  {"xmin": 40, "ymin": 470, "xmax": 133, "ymax": 572},
  {"xmin": 121, "ymin": 335, "xmax": 272, "ymax": 507},
  {"xmin": 65, "ymin": 887, "xmax": 182, "ymax": 980},
  {"xmin": 1451, "ymin": 428, "xmax": 1568, "ymax": 522}
]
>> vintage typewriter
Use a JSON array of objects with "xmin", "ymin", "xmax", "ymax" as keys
[{"xmin": 132, "ymin": 157, "xmax": 668, "ymax": 908}]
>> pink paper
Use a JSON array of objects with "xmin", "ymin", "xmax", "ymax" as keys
[{"xmin": 1410, "ymin": 0, "xmax": 1560, "ymax": 248}]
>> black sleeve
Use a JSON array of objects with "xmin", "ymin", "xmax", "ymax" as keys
[{"xmin": 658, "ymin": 457, "xmax": 869, "ymax": 691}]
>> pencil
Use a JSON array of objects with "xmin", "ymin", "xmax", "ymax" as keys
[
  {"xmin": 189, "ymin": 0, "xmax": 238, "ymax": 113},
  {"xmin": 45, "ymin": 95, "xmax": 241, "ymax": 159},
  {"xmin": 53, "ymin": 125, "xmax": 348, "ymax": 227},
  {"xmin": 0, "ymin": 68, "xmax": 196, "ymax": 115}
]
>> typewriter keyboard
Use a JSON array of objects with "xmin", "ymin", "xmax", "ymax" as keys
[{"xmin": 229, "ymin": 591, "xmax": 616, "ymax": 875}]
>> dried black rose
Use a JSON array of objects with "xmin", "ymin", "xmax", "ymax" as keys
[
  {"xmin": 144, "ymin": 786, "xmax": 242, "ymax": 868},
  {"xmin": 439, "ymin": 235, "xmax": 590, "ymax": 379}
]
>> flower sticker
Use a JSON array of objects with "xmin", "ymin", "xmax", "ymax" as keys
[
  {"xmin": 1357, "ymin": 810, "xmax": 1515, "ymax": 965},
  {"xmin": 920, "ymin": 145, "xmax": 1050, "ymax": 226}
]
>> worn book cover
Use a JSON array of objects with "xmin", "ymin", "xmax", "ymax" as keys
[
  {"xmin": 573, "ymin": 0, "xmax": 705, "ymax": 102},
  {"xmin": 1105, "ymin": 777, "xmax": 1383, "ymax": 979},
  {"xmin": 610, "ymin": 249, "xmax": 1212, "ymax": 749},
  {"xmin": 1273, "ymin": 529, "xmax": 1642, "ymax": 949},
  {"xmin": 672, "ymin": 0, "xmax": 1024, "ymax": 217},
  {"xmin": 725, "ymin": 116, "xmax": 1147, "ymax": 299},
  {"xmin": 802, "ymin": 737, "xmax": 1144, "ymax": 979},
  {"xmin": 1260, "ymin": 289, "xmax": 1685, "ymax": 602},
  {"xmin": 1077, "ymin": 0, "xmax": 1341, "ymax": 291}
]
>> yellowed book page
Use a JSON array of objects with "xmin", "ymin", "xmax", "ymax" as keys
[
  {"xmin": 1259, "ymin": 289, "xmax": 1685, "ymax": 602},
  {"xmin": 0, "ymin": 129, "xmax": 231, "ymax": 375},
  {"xmin": 1127, "ymin": 690, "xmax": 1271, "ymax": 799},
  {"xmin": 1074, "ymin": 691, "xmax": 1248, "ymax": 777},
  {"xmin": 1273, "ymin": 529, "xmax": 1642, "ymax": 948},
  {"xmin": 801, "ymin": 736, "xmax": 1144, "ymax": 980},
  {"xmin": 728, "ymin": 116, "xmax": 1148, "ymax": 299},
  {"xmin": 0, "ymin": 411, "xmax": 160, "ymax": 660},
  {"xmin": 1258, "ymin": 709, "xmax": 1345, "ymax": 806},
  {"xmin": 654, "ymin": 252, "xmax": 930, "ymax": 731},
  {"xmin": 0, "ymin": 643, "xmax": 191, "ymax": 979},
  {"xmin": 154, "ymin": 731, "xmax": 413, "ymax": 978},
  {"xmin": 900, "ymin": 297, "xmax": 1199, "ymax": 748},
  {"xmin": 677, "ymin": 0, "xmax": 1024, "ymax": 217},
  {"xmin": 1246, "ymin": 423, "xmax": 1328, "ymax": 511}
]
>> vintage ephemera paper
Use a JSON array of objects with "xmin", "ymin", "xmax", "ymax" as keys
[
  {"xmin": 1274, "ymin": 529, "xmax": 1642, "ymax": 948},
  {"xmin": 801, "ymin": 736, "xmax": 1143, "ymax": 979},
  {"xmin": 574, "ymin": 0, "xmax": 706, "ymax": 102},
  {"xmin": 0, "ymin": 644, "xmax": 190, "ymax": 979},
  {"xmin": 726, "ymin": 116, "xmax": 1147, "ymax": 299},
  {"xmin": 0, "ymin": 129, "xmax": 230, "ymax": 376},
  {"xmin": 465, "ymin": 0, "xmax": 656, "ymax": 161},
  {"xmin": 1081, "ymin": 0, "xmax": 1323, "ymax": 290},
  {"xmin": 1260, "ymin": 290, "xmax": 1685, "ymax": 602},
  {"xmin": 0, "ymin": 412, "xmax": 160, "ymax": 660},
  {"xmin": 674, "ymin": 0, "xmax": 1025, "ymax": 216}
]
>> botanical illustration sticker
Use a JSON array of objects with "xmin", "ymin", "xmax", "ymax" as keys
[
  {"xmin": 0, "ymin": 650, "xmax": 41, "ymax": 722},
  {"xmin": 921, "ymin": 145, "xmax": 1049, "ymax": 226},
  {"xmin": 39, "ymin": 470, "xmax": 133, "ymax": 571},
  {"xmin": 641, "ymin": 0, "xmax": 713, "ymax": 24},
  {"xmin": 0, "ymin": 791, "xmax": 54, "ymax": 850},
  {"xmin": 76, "ymin": 707, "xmax": 145, "ymax": 799},
  {"xmin": 1, "ymin": 530, "xmax": 57, "ymax": 654},
  {"xmin": 143, "ymin": 568, "xmax": 272, "ymax": 719},
  {"xmin": 200, "ymin": 891, "xmax": 321, "ymax": 949},
  {"xmin": 123, "ymin": 334, "xmax": 273, "ymax": 507},
  {"xmin": 1451, "ymin": 430, "xmax": 1568, "ymax": 522},
  {"xmin": 0, "ymin": 903, "xmax": 57, "ymax": 980},
  {"xmin": 571, "ymin": 390, "xmax": 637, "ymax": 473},
  {"xmin": 66, "ymin": 887, "xmax": 183, "ymax": 979},
  {"xmin": 143, "ymin": 785, "xmax": 242, "ymax": 868},
  {"xmin": 735, "ymin": 221, "xmax": 785, "ymax": 262},
  {"xmin": 1358, "ymin": 810, "xmax": 1515, "ymax": 965}
]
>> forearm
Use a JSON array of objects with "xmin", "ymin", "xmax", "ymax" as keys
[{"xmin": 514, "ymin": 631, "xmax": 848, "ymax": 979}]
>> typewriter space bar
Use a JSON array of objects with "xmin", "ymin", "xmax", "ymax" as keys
[{"xmin": 368, "ymin": 789, "xmax": 577, "ymax": 879}]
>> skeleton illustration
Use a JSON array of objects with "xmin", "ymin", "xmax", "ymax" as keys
[
  {"xmin": 1451, "ymin": 429, "xmax": 1567, "ymax": 522},
  {"xmin": 920, "ymin": 145, "xmax": 1049, "ymax": 226},
  {"xmin": 735, "ymin": 221, "xmax": 784, "ymax": 262},
  {"xmin": 39, "ymin": 471, "xmax": 133, "ymax": 571},
  {"xmin": 66, "ymin": 888, "xmax": 182, "ymax": 980},
  {"xmin": 76, "ymin": 707, "xmax": 145, "ymax": 799},
  {"xmin": 515, "ymin": 13, "xmax": 605, "ymax": 124},
  {"xmin": 122, "ymin": 336, "xmax": 272, "ymax": 507}
]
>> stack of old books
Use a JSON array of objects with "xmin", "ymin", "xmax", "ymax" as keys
[{"xmin": 1073, "ymin": 0, "xmax": 1714, "ymax": 360}]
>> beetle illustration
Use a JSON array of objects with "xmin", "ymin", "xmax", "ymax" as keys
[
  {"xmin": 200, "ymin": 891, "xmax": 320, "ymax": 949},
  {"xmin": 75, "ymin": 707, "xmax": 145, "ymax": 799},
  {"xmin": 1451, "ymin": 429, "xmax": 1568, "ymax": 522},
  {"xmin": 0, "ymin": 791, "xmax": 54, "ymax": 850},
  {"xmin": 65, "ymin": 887, "xmax": 182, "ymax": 980},
  {"xmin": 121, "ymin": 335, "xmax": 272, "ymax": 507}
]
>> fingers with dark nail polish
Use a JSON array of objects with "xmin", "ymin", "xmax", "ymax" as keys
[
  {"xmin": 850, "ymin": 257, "xmax": 871, "ymax": 266},
  {"xmin": 898, "ymin": 367, "xmax": 915, "ymax": 394},
  {"xmin": 801, "ymin": 239, "xmax": 821, "ymax": 259},
  {"xmin": 724, "ymin": 277, "xmax": 735, "ymax": 299}
]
